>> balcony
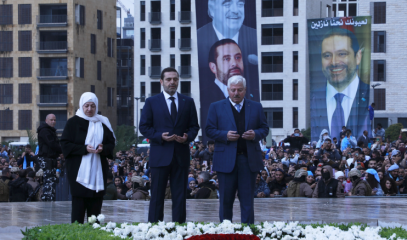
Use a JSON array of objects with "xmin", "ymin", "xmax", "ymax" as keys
[
  {"xmin": 262, "ymin": 8, "xmax": 283, "ymax": 17},
  {"xmin": 38, "ymin": 94, "xmax": 68, "ymax": 107},
  {"xmin": 37, "ymin": 15, "xmax": 68, "ymax": 27},
  {"xmin": 37, "ymin": 68, "xmax": 68, "ymax": 80},
  {"xmin": 148, "ymin": 93, "xmax": 160, "ymax": 97},
  {"xmin": 178, "ymin": 11, "xmax": 191, "ymax": 23},
  {"xmin": 149, "ymin": 12, "xmax": 161, "ymax": 24},
  {"xmin": 117, "ymin": 59, "xmax": 132, "ymax": 67},
  {"xmin": 37, "ymin": 41, "xmax": 68, "ymax": 54},
  {"xmin": 178, "ymin": 38, "xmax": 191, "ymax": 51},
  {"xmin": 149, "ymin": 39, "xmax": 161, "ymax": 52},
  {"xmin": 261, "ymin": 36, "xmax": 283, "ymax": 45},
  {"xmin": 149, "ymin": 66, "xmax": 161, "ymax": 79},
  {"xmin": 179, "ymin": 66, "xmax": 191, "ymax": 78},
  {"xmin": 261, "ymin": 92, "xmax": 283, "ymax": 101},
  {"xmin": 261, "ymin": 64, "xmax": 283, "ymax": 73}
]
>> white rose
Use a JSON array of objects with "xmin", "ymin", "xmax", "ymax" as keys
[
  {"xmin": 92, "ymin": 223, "xmax": 100, "ymax": 229},
  {"xmin": 97, "ymin": 214, "xmax": 105, "ymax": 223},
  {"xmin": 88, "ymin": 215, "xmax": 97, "ymax": 224}
]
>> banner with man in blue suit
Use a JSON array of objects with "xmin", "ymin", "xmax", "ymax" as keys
[{"xmin": 308, "ymin": 17, "xmax": 372, "ymax": 142}]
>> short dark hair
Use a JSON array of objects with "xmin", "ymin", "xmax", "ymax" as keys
[
  {"xmin": 25, "ymin": 145, "xmax": 31, "ymax": 149},
  {"xmin": 377, "ymin": 123, "xmax": 382, "ymax": 127},
  {"xmin": 357, "ymin": 140, "xmax": 365, "ymax": 148},
  {"xmin": 333, "ymin": 137, "xmax": 337, "ymax": 140},
  {"xmin": 207, "ymin": 140, "xmax": 215, "ymax": 146},
  {"xmin": 2, "ymin": 168, "xmax": 10, "ymax": 175},
  {"xmin": 160, "ymin": 67, "xmax": 179, "ymax": 81},
  {"xmin": 208, "ymin": 39, "xmax": 241, "ymax": 65},
  {"xmin": 294, "ymin": 128, "xmax": 300, "ymax": 132},
  {"xmin": 371, "ymin": 103, "xmax": 376, "ymax": 106},
  {"xmin": 322, "ymin": 28, "xmax": 360, "ymax": 56},
  {"xmin": 19, "ymin": 169, "xmax": 27, "ymax": 178}
]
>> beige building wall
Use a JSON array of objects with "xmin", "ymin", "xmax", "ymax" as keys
[{"xmin": 0, "ymin": 0, "xmax": 117, "ymax": 142}]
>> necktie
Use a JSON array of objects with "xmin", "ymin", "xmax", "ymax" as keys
[
  {"xmin": 235, "ymin": 104, "xmax": 241, "ymax": 113},
  {"xmin": 331, "ymin": 93, "xmax": 345, "ymax": 140},
  {"xmin": 169, "ymin": 96, "xmax": 177, "ymax": 123}
]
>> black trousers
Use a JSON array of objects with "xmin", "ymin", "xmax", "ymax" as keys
[
  {"xmin": 148, "ymin": 157, "xmax": 189, "ymax": 223},
  {"xmin": 71, "ymin": 196, "xmax": 103, "ymax": 224}
]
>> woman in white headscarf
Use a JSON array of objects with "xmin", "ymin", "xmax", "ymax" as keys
[{"xmin": 61, "ymin": 92, "xmax": 115, "ymax": 224}]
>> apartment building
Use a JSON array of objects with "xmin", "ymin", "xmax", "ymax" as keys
[{"xmin": 0, "ymin": 0, "xmax": 117, "ymax": 142}]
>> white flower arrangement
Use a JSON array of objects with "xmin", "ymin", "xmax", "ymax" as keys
[{"xmin": 92, "ymin": 214, "xmax": 405, "ymax": 240}]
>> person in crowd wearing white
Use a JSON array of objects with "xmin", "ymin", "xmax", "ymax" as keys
[{"xmin": 61, "ymin": 92, "xmax": 116, "ymax": 224}]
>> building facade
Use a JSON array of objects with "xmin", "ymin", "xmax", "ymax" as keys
[{"xmin": 0, "ymin": 0, "xmax": 117, "ymax": 142}]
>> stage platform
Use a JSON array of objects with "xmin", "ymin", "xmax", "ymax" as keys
[{"xmin": 2, "ymin": 198, "xmax": 407, "ymax": 239}]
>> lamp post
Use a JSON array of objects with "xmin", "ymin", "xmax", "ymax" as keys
[{"xmin": 135, "ymin": 97, "xmax": 140, "ymax": 143}]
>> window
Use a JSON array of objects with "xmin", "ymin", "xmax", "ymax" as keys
[
  {"xmin": 0, "ymin": 31, "xmax": 13, "ymax": 52},
  {"xmin": 262, "ymin": 0, "xmax": 283, "ymax": 17},
  {"xmin": 261, "ymin": 24, "xmax": 283, "ymax": 45},
  {"xmin": 151, "ymin": 82, "xmax": 161, "ymax": 96},
  {"xmin": 170, "ymin": 0, "xmax": 175, "ymax": 20},
  {"xmin": 107, "ymin": 88, "xmax": 114, "ymax": 107},
  {"xmin": 373, "ymin": 31, "xmax": 386, "ymax": 53},
  {"xmin": 293, "ymin": 51, "xmax": 298, "ymax": 72},
  {"xmin": 90, "ymin": 34, "xmax": 96, "ymax": 54},
  {"xmin": 19, "ymin": 31, "xmax": 32, "ymax": 51},
  {"xmin": 140, "ymin": 82, "xmax": 146, "ymax": 102},
  {"xmin": 180, "ymin": 54, "xmax": 191, "ymax": 78},
  {"xmin": 398, "ymin": 118, "xmax": 407, "ymax": 128},
  {"xmin": 293, "ymin": 23, "xmax": 298, "ymax": 44},
  {"xmin": 97, "ymin": 10, "xmax": 103, "ymax": 29},
  {"xmin": 348, "ymin": 3, "xmax": 357, "ymax": 16},
  {"xmin": 40, "ymin": 110, "xmax": 67, "ymax": 130},
  {"xmin": 0, "ymin": 110, "xmax": 13, "ymax": 130},
  {"xmin": 264, "ymin": 108, "xmax": 283, "ymax": 128},
  {"xmin": 293, "ymin": 0, "xmax": 298, "ymax": 16},
  {"xmin": 150, "ymin": 55, "xmax": 161, "ymax": 78},
  {"xmin": 326, "ymin": 5, "xmax": 332, "ymax": 18},
  {"xmin": 333, "ymin": 1, "xmax": 358, "ymax": 17},
  {"xmin": 0, "ymin": 58, "xmax": 13, "ymax": 78},
  {"xmin": 140, "ymin": 55, "xmax": 146, "ymax": 75},
  {"xmin": 373, "ymin": 60, "xmax": 385, "ymax": 82},
  {"xmin": 293, "ymin": 79, "xmax": 298, "ymax": 100},
  {"xmin": 40, "ymin": 84, "xmax": 67, "ymax": 103},
  {"xmin": 261, "ymin": 52, "xmax": 283, "ymax": 73},
  {"xmin": 75, "ymin": 58, "xmax": 84, "ymax": 78},
  {"xmin": 75, "ymin": 5, "xmax": 85, "ymax": 25},
  {"xmin": 140, "ymin": 28, "xmax": 145, "ymax": 48},
  {"xmin": 374, "ymin": 89, "xmax": 385, "ymax": 110},
  {"xmin": 261, "ymin": 80, "xmax": 283, "ymax": 101},
  {"xmin": 19, "ymin": 110, "xmax": 32, "ymax": 130},
  {"xmin": 18, "ymin": 4, "xmax": 31, "ymax": 24},
  {"xmin": 170, "ymin": 27, "xmax": 175, "ymax": 48},
  {"xmin": 19, "ymin": 84, "xmax": 32, "ymax": 104},
  {"xmin": 97, "ymin": 61, "xmax": 101, "ymax": 80},
  {"xmin": 181, "ymin": 81, "xmax": 191, "ymax": 96},
  {"xmin": 0, "ymin": 84, "xmax": 12, "ymax": 104},
  {"xmin": 91, "ymin": 85, "xmax": 95, "ymax": 93},
  {"xmin": 374, "ymin": 118, "xmax": 388, "ymax": 129},
  {"xmin": 293, "ymin": 107, "xmax": 298, "ymax": 128},
  {"xmin": 140, "ymin": 1, "xmax": 146, "ymax": 21},
  {"xmin": 19, "ymin": 57, "xmax": 32, "ymax": 77},
  {"xmin": 39, "ymin": 58, "xmax": 67, "ymax": 77},
  {"xmin": 0, "ymin": 5, "xmax": 12, "ymax": 25},
  {"xmin": 107, "ymin": 38, "xmax": 114, "ymax": 57},
  {"xmin": 170, "ymin": 54, "xmax": 175, "ymax": 68},
  {"xmin": 373, "ymin": 2, "xmax": 386, "ymax": 24}
]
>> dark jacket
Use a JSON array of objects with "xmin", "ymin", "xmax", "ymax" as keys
[
  {"xmin": 195, "ymin": 181, "xmax": 217, "ymax": 199},
  {"xmin": 9, "ymin": 178, "xmax": 33, "ymax": 202},
  {"xmin": 316, "ymin": 148, "xmax": 341, "ymax": 161},
  {"xmin": 60, "ymin": 116, "xmax": 115, "ymax": 198},
  {"xmin": 37, "ymin": 122, "xmax": 62, "ymax": 158},
  {"xmin": 103, "ymin": 181, "xmax": 117, "ymax": 200},
  {"xmin": 312, "ymin": 165, "xmax": 344, "ymax": 198},
  {"xmin": 17, "ymin": 154, "xmax": 39, "ymax": 171},
  {"xmin": 0, "ymin": 177, "xmax": 10, "ymax": 202},
  {"xmin": 198, "ymin": 149, "xmax": 213, "ymax": 162},
  {"xmin": 254, "ymin": 178, "xmax": 270, "ymax": 197},
  {"xmin": 268, "ymin": 179, "xmax": 286, "ymax": 195},
  {"xmin": 283, "ymin": 136, "xmax": 309, "ymax": 150}
]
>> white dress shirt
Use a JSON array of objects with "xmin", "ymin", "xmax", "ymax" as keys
[
  {"xmin": 215, "ymin": 78, "xmax": 229, "ymax": 98},
  {"xmin": 162, "ymin": 91, "xmax": 178, "ymax": 115},
  {"xmin": 229, "ymin": 97, "xmax": 244, "ymax": 111},
  {"xmin": 326, "ymin": 75, "xmax": 360, "ymax": 133},
  {"xmin": 212, "ymin": 22, "xmax": 239, "ymax": 44}
]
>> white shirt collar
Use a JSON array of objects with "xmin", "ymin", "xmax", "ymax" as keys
[
  {"xmin": 212, "ymin": 22, "xmax": 239, "ymax": 44},
  {"xmin": 163, "ymin": 91, "xmax": 178, "ymax": 100},
  {"xmin": 326, "ymin": 75, "xmax": 360, "ymax": 133},
  {"xmin": 214, "ymin": 79, "xmax": 229, "ymax": 98},
  {"xmin": 229, "ymin": 97, "xmax": 244, "ymax": 108}
]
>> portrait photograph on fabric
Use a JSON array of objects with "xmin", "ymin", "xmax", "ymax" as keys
[{"xmin": 308, "ymin": 16, "xmax": 372, "ymax": 142}]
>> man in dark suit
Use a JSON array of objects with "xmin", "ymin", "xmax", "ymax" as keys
[
  {"xmin": 205, "ymin": 75, "xmax": 269, "ymax": 224},
  {"xmin": 139, "ymin": 67, "xmax": 200, "ymax": 223},
  {"xmin": 197, "ymin": 0, "xmax": 259, "ymax": 142},
  {"xmin": 310, "ymin": 28, "xmax": 370, "ymax": 142},
  {"xmin": 357, "ymin": 130, "xmax": 370, "ymax": 148}
]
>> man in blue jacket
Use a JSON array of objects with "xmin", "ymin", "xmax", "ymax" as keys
[{"xmin": 205, "ymin": 75, "xmax": 269, "ymax": 224}]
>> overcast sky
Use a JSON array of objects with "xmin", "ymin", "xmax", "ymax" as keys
[{"xmin": 117, "ymin": 0, "xmax": 135, "ymax": 29}]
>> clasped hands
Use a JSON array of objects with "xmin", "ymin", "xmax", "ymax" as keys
[
  {"xmin": 227, "ymin": 130, "xmax": 255, "ymax": 141},
  {"xmin": 87, "ymin": 144, "xmax": 103, "ymax": 154},
  {"xmin": 162, "ymin": 132, "xmax": 188, "ymax": 143}
]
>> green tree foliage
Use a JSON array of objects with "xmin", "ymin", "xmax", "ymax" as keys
[
  {"xmin": 114, "ymin": 125, "xmax": 138, "ymax": 153},
  {"xmin": 27, "ymin": 130, "xmax": 38, "ymax": 151},
  {"xmin": 301, "ymin": 128, "xmax": 311, "ymax": 141},
  {"xmin": 386, "ymin": 123, "xmax": 403, "ymax": 142}
]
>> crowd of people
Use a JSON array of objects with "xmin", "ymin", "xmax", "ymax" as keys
[{"xmin": 1, "ymin": 123, "xmax": 407, "ymax": 202}]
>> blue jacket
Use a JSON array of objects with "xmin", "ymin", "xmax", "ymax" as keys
[
  {"xmin": 205, "ymin": 98, "xmax": 269, "ymax": 173},
  {"xmin": 254, "ymin": 178, "xmax": 270, "ymax": 197}
]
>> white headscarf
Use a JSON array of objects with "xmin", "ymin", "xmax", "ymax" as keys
[{"xmin": 75, "ymin": 92, "xmax": 115, "ymax": 192}]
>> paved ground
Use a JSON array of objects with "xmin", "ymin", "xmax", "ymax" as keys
[{"xmin": 2, "ymin": 197, "xmax": 407, "ymax": 239}]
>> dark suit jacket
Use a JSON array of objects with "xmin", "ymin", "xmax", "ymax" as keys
[
  {"xmin": 310, "ymin": 80, "xmax": 370, "ymax": 142},
  {"xmin": 357, "ymin": 135, "xmax": 370, "ymax": 148},
  {"xmin": 205, "ymin": 98, "xmax": 269, "ymax": 173},
  {"xmin": 139, "ymin": 92, "xmax": 200, "ymax": 167},
  {"xmin": 197, "ymin": 22, "xmax": 260, "ymax": 142}
]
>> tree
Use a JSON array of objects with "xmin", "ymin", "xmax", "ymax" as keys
[
  {"xmin": 386, "ymin": 123, "xmax": 403, "ymax": 142},
  {"xmin": 301, "ymin": 128, "xmax": 311, "ymax": 141},
  {"xmin": 27, "ymin": 129, "xmax": 38, "ymax": 152},
  {"xmin": 114, "ymin": 125, "xmax": 138, "ymax": 153}
]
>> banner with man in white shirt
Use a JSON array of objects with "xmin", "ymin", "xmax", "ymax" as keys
[
  {"xmin": 308, "ymin": 17, "xmax": 372, "ymax": 142},
  {"xmin": 196, "ymin": 0, "xmax": 260, "ymax": 142}
]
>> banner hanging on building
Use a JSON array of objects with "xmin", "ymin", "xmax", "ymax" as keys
[
  {"xmin": 308, "ymin": 17, "xmax": 371, "ymax": 142},
  {"xmin": 195, "ymin": 0, "xmax": 260, "ymax": 142}
]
